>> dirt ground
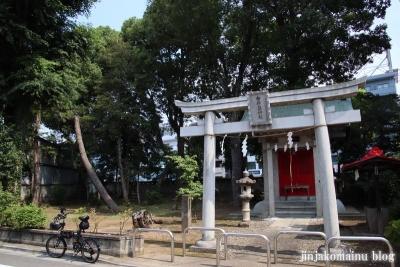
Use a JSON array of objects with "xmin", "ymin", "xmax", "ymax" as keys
[{"xmin": 43, "ymin": 197, "xmax": 399, "ymax": 266}]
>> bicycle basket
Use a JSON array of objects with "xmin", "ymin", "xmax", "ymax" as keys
[
  {"xmin": 79, "ymin": 220, "xmax": 89, "ymax": 230},
  {"xmin": 50, "ymin": 221, "xmax": 65, "ymax": 230}
]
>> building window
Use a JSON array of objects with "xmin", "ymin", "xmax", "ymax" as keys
[
  {"xmin": 365, "ymin": 86, "xmax": 370, "ymax": 91},
  {"xmin": 377, "ymin": 83, "xmax": 389, "ymax": 90},
  {"xmin": 247, "ymin": 162, "xmax": 256, "ymax": 169}
]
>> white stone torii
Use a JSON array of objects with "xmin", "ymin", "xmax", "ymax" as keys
[{"xmin": 175, "ymin": 77, "xmax": 366, "ymax": 246}]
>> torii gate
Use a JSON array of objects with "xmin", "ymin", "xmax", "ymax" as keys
[{"xmin": 175, "ymin": 77, "xmax": 366, "ymax": 248}]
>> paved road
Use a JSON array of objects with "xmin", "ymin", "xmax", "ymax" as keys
[{"xmin": 0, "ymin": 247, "xmax": 121, "ymax": 267}]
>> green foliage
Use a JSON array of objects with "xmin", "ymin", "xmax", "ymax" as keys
[
  {"xmin": 389, "ymin": 201, "xmax": 400, "ymax": 221},
  {"xmin": 0, "ymin": 187, "xmax": 20, "ymax": 213},
  {"xmin": 166, "ymin": 155, "xmax": 203, "ymax": 203},
  {"xmin": 89, "ymin": 208, "xmax": 102, "ymax": 233},
  {"xmin": 385, "ymin": 219, "xmax": 400, "ymax": 246},
  {"xmin": 118, "ymin": 207, "xmax": 133, "ymax": 235},
  {"xmin": 88, "ymin": 194, "xmax": 102, "ymax": 207},
  {"xmin": 0, "ymin": 124, "xmax": 23, "ymax": 192},
  {"xmin": 337, "ymin": 93, "xmax": 400, "ymax": 165},
  {"xmin": 0, "ymin": 204, "xmax": 20, "ymax": 227},
  {"xmin": 9, "ymin": 204, "xmax": 47, "ymax": 229},
  {"xmin": 166, "ymin": 155, "xmax": 199, "ymax": 183},
  {"xmin": 50, "ymin": 184, "xmax": 66, "ymax": 205},
  {"xmin": 146, "ymin": 185, "xmax": 163, "ymax": 205},
  {"xmin": 0, "ymin": 187, "xmax": 21, "ymax": 226}
]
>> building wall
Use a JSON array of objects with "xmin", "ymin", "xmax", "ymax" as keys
[
  {"xmin": 21, "ymin": 165, "xmax": 85, "ymax": 203},
  {"xmin": 365, "ymin": 72, "xmax": 397, "ymax": 95}
]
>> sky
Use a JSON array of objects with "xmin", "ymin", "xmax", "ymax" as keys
[{"xmin": 77, "ymin": 0, "xmax": 400, "ymax": 78}]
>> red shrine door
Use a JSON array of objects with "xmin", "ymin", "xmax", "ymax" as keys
[{"xmin": 278, "ymin": 150, "xmax": 316, "ymax": 197}]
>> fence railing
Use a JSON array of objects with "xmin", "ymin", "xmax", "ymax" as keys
[
  {"xmin": 216, "ymin": 233, "xmax": 271, "ymax": 267},
  {"xmin": 274, "ymin": 230, "xmax": 327, "ymax": 264},
  {"xmin": 325, "ymin": 236, "xmax": 395, "ymax": 267},
  {"xmin": 130, "ymin": 227, "xmax": 396, "ymax": 267},
  {"xmin": 133, "ymin": 228, "xmax": 175, "ymax": 263},
  {"xmin": 182, "ymin": 227, "xmax": 225, "ymax": 257}
]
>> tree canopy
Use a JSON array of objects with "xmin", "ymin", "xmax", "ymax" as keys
[{"xmin": 0, "ymin": 0, "xmax": 395, "ymax": 208}]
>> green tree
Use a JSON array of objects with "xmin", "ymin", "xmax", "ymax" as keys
[
  {"xmin": 167, "ymin": 155, "xmax": 203, "ymax": 204},
  {"xmin": 137, "ymin": 0, "xmax": 390, "ymax": 206},
  {"xmin": 0, "ymin": 124, "xmax": 23, "ymax": 192},
  {"xmin": 332, "ymin": 92, "xmax": 400, "ymax": 207},
  {"xmin": 334, "ymin": 91, "xmax": 400, "ymax": 168},
  {"xmin": 86, "ymin": 26, "xmax": 165, "ymax": 202},
  {"xmin": 0, "ymin": 0, "xmax": 98, "ymax": 205}
]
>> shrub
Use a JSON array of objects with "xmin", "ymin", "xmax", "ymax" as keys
[
  {"xmin": 0, "ymin": 204, "xmax": 19, "ymax": 227},
  {"xmin": 384, "ymin": 219, "xmax": 400, "ymax": 246},
  {"xmin": 389, "ymin": 201, "xmax": 400, "ymax": 221},
  {"xmin": 89, "ymin": 208, "xmax": 102, "ymax": 233},
  {"xmin": 146, "ymin": 185, "xmax": 163, "ymax": 205},
  {"xmin": 118, "ymin": 208, "xmax": 133, "ymax": 235},
  {"xmin": 11, "ymin": 204, "xmax": 47, "ymax": 229},
  {"xmin": 50, "ymin": 184, "xmax": 66, "ymax": 205},
  {"xmin": 0, "ymin": 188, "xmax": 20, "ymax": 226},
  {"xmin": 0, "ymin": 188, "xmax": 19, "ymax": 214},
  {"xmin": 88, "ymin": 193, "xmax": 102, "ymax": 207}
]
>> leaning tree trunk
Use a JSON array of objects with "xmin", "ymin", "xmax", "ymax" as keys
[
  {"xmin": 117, "ymin": 133, "xmax": 129, "ymax": 202},
  {"xmin": 74, "ymin": 116, "xmax": 121, "ymax": 213}
]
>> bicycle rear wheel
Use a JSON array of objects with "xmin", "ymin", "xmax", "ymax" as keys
[
  {"xmin": 46, "ymin": 236, "xmax": 67, "ymax": 258},
  {"xmin": 81, "ymin": 237, "xmax": 100, "ymax": 263}
]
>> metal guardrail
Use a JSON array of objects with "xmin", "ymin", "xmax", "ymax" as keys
[
  {"xmin": 133, "ymin": 228, "xmax": 175, "ymax": 263},
  {"xmin": 216, "ymin": 233, "xmax": 271, "ymax": 267},
  {"xmin": 274, "ymin": 230, "xmax": 327, "ymax": 264},
  {"xmin": 182, "ymin": 227, "xmax": 225, "ymax": 257},
  {"xmin": 325, "ymin": 236, "xmax": 395, "ymax": 267}
]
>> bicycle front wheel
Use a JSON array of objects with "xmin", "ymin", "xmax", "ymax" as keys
[
  {"xmin": 81, "ymin": 237, "xmax": 100, "ymax": 263},
  {"xmin": 46, "ymin": 236, "xmax": 67, "ymax": 258}
]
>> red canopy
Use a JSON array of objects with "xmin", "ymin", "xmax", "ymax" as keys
[{"xmin": 342, "ymin": 147, "xmax": 400, "ymax": 172}]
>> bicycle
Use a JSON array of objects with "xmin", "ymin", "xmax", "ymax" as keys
[{"xmin": 46, "ymin": 207, "xmax": 101, "ymax": 263}]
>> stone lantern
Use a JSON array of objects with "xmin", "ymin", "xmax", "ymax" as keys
[{"xmin": 236, "ymin": 170, "xmax": 256, "ymax": 227}]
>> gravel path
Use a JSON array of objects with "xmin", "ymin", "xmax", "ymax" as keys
[{"xmin": 138, "ymin": 217, "xmax": 397, "ymax": 267}]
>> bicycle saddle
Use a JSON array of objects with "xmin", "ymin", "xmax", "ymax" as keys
[{"xmin": 79, "ymin": 215, "xmax": 89, "ymax": 221}]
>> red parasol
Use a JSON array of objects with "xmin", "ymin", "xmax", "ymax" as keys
[{"xmin": 342, "ymin": 147, "xmax": 400, "ymax": 172}]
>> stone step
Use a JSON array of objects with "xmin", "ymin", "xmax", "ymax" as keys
[
  {"xmin": 338, "ymin": 213, "xmax": 366, "ymax": 220},
  {"xmin": 275, "ymin": 201, "xmax": 317, "ymax": 217},
  {"xmin": 275, "ymin": 205, "xmax": 316, "ymax": 209},
  {"xmin": 275, "ymin": 213, "xmax": 317, "ymax": 218},
  {"xmin": 275, "ymin": 201, "xmax": 317, "ymax": 207}
]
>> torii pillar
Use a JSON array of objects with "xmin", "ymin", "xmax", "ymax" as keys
[
  {"xmin": 192, "ymin": 111, "xmax": 216, "ymax": 250},
  {"xmin": 313, "ymin": 99, "xmax": 340, "ymax": 248},
  {"xmin": 201, "ymin": 111, "xmax": 216, "ymax": 240}
]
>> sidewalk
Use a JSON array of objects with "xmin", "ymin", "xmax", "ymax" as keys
[{"xmin": 0, "ymin": 218, "xmax": 336, "ymax": 267}]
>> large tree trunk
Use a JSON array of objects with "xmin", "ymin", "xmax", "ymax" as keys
[
  {"xmin": 32, "ymin": 112, "xmax": 41, "ymax": 206},
  {"xmin": 117, "ymin": 133, "xmax": 129, "ymax": 202},
  {"xmin": 136, "ymin": 176, "xmax": 140, "ymax": 204},
  {"xmin": 230, "ymin": 136, "xmax": 242, "ymax": 207},
  {"xmin": 74, "ymin": 116, "xmax": 121, "ymax": 213}
]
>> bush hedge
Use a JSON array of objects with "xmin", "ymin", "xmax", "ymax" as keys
[
  {"xmin": 385, "ymin": 219, "xmax": 400, "ymax": 246},
  {"xmin": 0, "ymin": 188, "xmax": 47, "ymax": 229}
]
